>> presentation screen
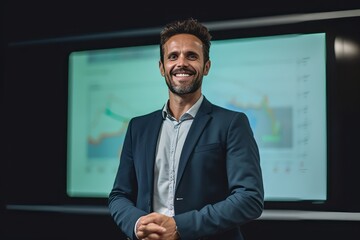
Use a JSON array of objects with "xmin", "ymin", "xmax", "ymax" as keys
[{"xmin": 67, "ymin": 33, "xmax": 327, "ymax": 202}]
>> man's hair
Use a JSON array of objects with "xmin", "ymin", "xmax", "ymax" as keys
[{"xmin": 159, "ymin": 18, "xmax": 212, "ymax": 63}]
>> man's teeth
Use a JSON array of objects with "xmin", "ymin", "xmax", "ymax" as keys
[{"xmin": 176, "ymin": 73, "xmax": 190, "ymax": 77}]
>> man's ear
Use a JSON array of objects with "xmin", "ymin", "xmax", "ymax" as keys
[
  {"xmin": 204, "ymin": 60, "xmax": 211, "ymax": 76},
  {"xmin": 159, "ymin": 60, "xmax": 165, "ymax": 76}
]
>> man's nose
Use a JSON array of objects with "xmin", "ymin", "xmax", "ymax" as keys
[{"xmin": 177, "ymin": 55, "xmax": 189, "ymax": 67}]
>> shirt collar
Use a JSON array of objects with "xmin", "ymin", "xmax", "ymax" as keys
[{"xmin": 162, "ymin": 95, "xmax": 204, "ymax": 120}]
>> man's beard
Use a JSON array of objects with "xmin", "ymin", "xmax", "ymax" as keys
[{"xmin": 165, "ymin": 76, "xmax": 202, "ymax": 95}]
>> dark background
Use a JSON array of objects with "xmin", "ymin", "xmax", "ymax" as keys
[
  {"xmin": 2, "ymin": 1, "xmax": 360, "ymax": 239},
  {"xmin": 3, "ymin": 0, "xmax": 360, "ymax": 42}
]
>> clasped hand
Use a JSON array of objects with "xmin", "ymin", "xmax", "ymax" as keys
[{"xmin": 136, "ymin": 212, "xmax": 179, "ymax": 240}]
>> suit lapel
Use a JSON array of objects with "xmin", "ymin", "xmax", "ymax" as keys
[
  {"xmin": 176, "ymin": 98, "xmax": 212, "ymax": 190},
  {"xmin": 145, "ymin": 111, "xmax": 164, "ymax": 194}
]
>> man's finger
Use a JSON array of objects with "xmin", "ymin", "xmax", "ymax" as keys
[{"xmin": 137, "ymin": 222, "xmax": 166, "ymax": 237}]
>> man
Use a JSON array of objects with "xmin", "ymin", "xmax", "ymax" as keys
[{"xmin": 109, "ymin": 18, "xmax": 264, "ymax": 240}]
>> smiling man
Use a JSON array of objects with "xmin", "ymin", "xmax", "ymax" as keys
[{"xmin": 108, "ymin": 18, "xmax": 264, "ymax": 240}]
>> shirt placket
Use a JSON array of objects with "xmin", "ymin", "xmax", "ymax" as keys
[{"xmin": 167, "ymin": 121, "xmax": 180, "ymax": 216}]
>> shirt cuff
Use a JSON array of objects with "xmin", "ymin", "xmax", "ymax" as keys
[{"xmin": 134, "ymin": 217, "xmax": 141, "ymax": 239}]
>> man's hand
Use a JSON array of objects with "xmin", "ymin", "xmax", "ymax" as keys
[{"xmin": 136, "ymin": 212, "xmax": 179, "ymax": 240}]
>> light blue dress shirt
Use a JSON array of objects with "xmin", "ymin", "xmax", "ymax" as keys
[
  {"xmin": 134, "ymin": 95, "xmax": 204, "ymax": 237},
  {"xmin": 153, "ymin": 95, "xmax": 204, "ymax": 216}
]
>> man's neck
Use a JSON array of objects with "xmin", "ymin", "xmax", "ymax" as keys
[{"xmin": 168, "ymin": 92, "xmax": 201, "ymax": 121}]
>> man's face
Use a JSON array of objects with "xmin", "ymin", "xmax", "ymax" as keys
[{"xmin": 159, "ymin": 33, "xmax": 211, "ymax": 96}]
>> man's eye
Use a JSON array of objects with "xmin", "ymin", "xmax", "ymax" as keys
[
  {"xmin": 169, "ymin": 55, "xmax": 177, "ymax": 60},
  {"xmin": 188, "ymin": 55, "xmax": 197, "ymax": 60}
]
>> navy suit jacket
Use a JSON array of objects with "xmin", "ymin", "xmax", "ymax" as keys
[{"xmin": 109, "ymin": 97, "xmax": 264, "ymax": 240}]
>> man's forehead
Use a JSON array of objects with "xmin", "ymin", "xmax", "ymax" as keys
[{"xmin": 164, "ymin": 34, "xmax": 203, "ymax": 50}]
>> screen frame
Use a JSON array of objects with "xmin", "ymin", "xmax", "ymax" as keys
[{"xmin": 5, "ymin": 14, "xmax": 360, "ymax": 212}]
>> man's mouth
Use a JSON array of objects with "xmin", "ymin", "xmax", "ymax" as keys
[{"xmin": 174, "ymin": 73, "xmax": 191, "ymax": 77}]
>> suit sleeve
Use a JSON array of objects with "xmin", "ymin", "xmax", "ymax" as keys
[{"xmin": 108, "ymin": 119, "xmax": 147, "ymax": 239}]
